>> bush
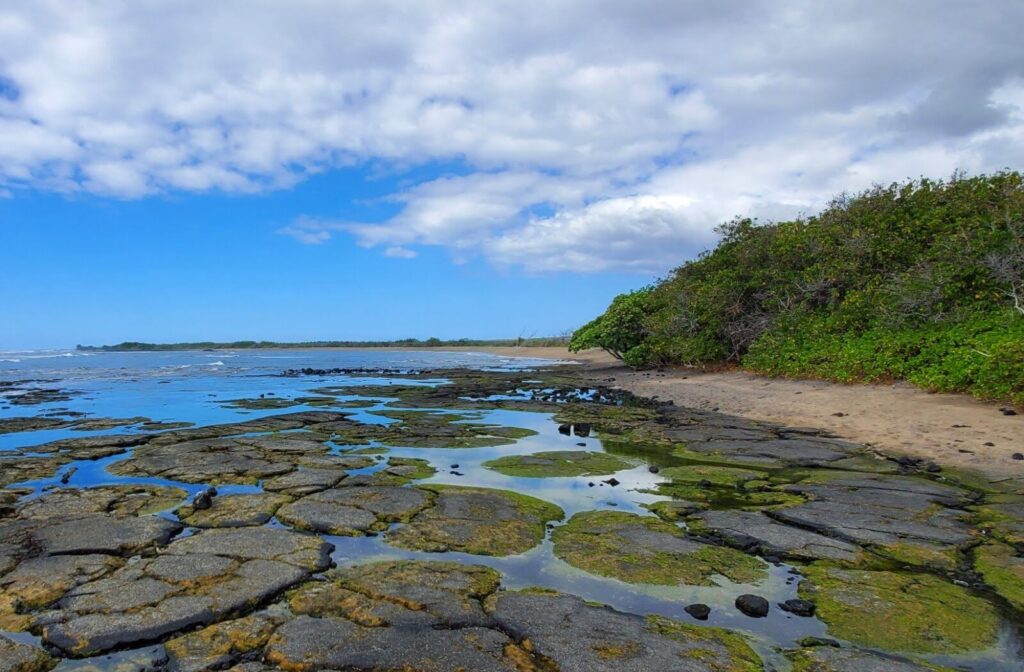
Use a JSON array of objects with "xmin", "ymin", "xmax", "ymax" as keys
[
  {"xmin": 573, "ymin": 172, "xmax": 1024, "ymax": 404},
  {"xmin": 569, "ymin": 289, "xmax": 653, "ymax": 361}
]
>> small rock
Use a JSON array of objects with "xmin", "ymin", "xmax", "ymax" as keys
[
  {"xmin": 60, "ymin": 467, "xmax": 77, "ymax": 484},
  {"xmin": 1012, "ymin": 453, "xmax": 1023, "ymax": 461},
  {"xmin": 573, "ymin": 423, "xmax": 591, "ymax": 437},
  {"xmin": 191, "ymin": 491, "xmax": 213, "ymax": 511},
  {"xmin": 984, "ymin": 442, "xmax": 995, "ymax": 447},
  {"xmin": 450, "ymin": 471, "xmax": 464, "ymax": 476},
  {"xmin": 558, "ymin": 424, "xmax": 571, "ymax": 436},
  {"xmin": 602, "ymin": 478, "xmax": 620, "ymax": 487},
  {"xmin": 697, "ymin": 479, "xmax": 712, "ymax": 488},
  {"xmin": 779, "ymin": 598, "xmax": 815, "ymax": 617},
  {"xmin": 648, "ymin": 465, "xmax": 660, "ymax": 474},
  {"xmin": 924, "ymin": 462, "xmax": 941, "ymax": 473},
  {"xmin": 684, "ymin": 603, "xmax": 710, "ymax": 620},
  {"xmin": 832, "ymin": 412, "xmax": 846, "ymax": 417},
  {"xmin": 450, "ymin": 464, "xmax": 459, "ymax": 469},
  {"xmin": 588, "ymin": 482, "xmax": 595, "ymax": 487},
  {"xmin": 735, "ymin": 594, "xmax": 769, "ymax": 618},
  {"xmin": 798, "ymin": 636, "xmax": 840, "ymax": 648},
  {"xmin": 576, "ymin": 442, "xmax": 587, "ymax": 447},
  {"xmin": 205, "ymin": 486, "xmax": 218, "ymax": 497},
  {"xmin": 1000, "ymin": 407, "xmax": 1018, "ymax": 416}
]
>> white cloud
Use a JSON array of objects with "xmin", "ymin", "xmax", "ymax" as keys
[
  {"xmin": 2, "ymin": 1, "xmax": 1023, "ymax": 271},
  {"xmin": 384, "ymin": 246, "xmax": 418, "ymax": 259}
]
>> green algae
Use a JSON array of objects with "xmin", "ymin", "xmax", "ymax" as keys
[
  {"xmin": 798, "ymin": 565, "xmax": 1001, "ymax": 654},
  {"xmin": 551, "ymin": 510, "xmax": 765, "ymax": 586},
  {"xmin": 786, "ymin": 645, "xmax": 956, "ymax": 672},
  {"xmin": 642, "ymin": 499, "xmax": 707, "ymax": 521},
  {"xmin": 386, "ymin": 485, "xmax": 564, "ymax": 556},
  {"xmin": 975, "ymin": 541, "xmax": 1024, "ymax": 612},
  {"xmin": 640, "ymin": 482, "xmax": 805, "ymax": 510},
  {"xmin": 483, "ymin": 450, "xmax": 632, "ymax": 477},
  {"xmin": 645, "ymin": 615, "xmax": 762, "ymax": 672},
  {"xmin": 873, "ymin": 540, "xmax": 961, "ymax": 572},
  {"xmin": 973, "ymin": 495, "xmax": 1024, "ymax": 546},
  {"xmin": 659, "ymin": 464, "xmax": 766, "ymax": 487},
  {"xmin": 356, "ymin": 456, "xmax": 437, "ymax": 485}
]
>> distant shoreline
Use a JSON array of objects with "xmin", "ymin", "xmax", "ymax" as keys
[{"xmin": 75, "ymin": 338, "xmax": 571, "ymax": 353}]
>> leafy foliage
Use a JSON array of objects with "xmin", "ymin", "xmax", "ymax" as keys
[{"xmin": 574, "ymin": 172, "xmax": 1024, "ymax": 404}]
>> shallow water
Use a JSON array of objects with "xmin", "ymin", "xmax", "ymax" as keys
[{"xmin": 2, "ymin": 349, "xmax": 1021, "ymax": 671}]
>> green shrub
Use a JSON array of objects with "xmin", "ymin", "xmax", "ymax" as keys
[{"xmin": 574, "ymin": 172, "xmax": 1024, "ymax": 404}]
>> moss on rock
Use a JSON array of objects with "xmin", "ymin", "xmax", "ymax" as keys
[
  {"xmin": 799, "ymin": 565, "xmax": 1000, "ymax": 654},
  {"xmin": 975, "ymin": 541, "xmax": 1024, "ymax": 612},
  {"xmin": 386, "ymin": 485, "xmax": 563, "ymax": 556},
  {"xmin": 551, "ymin": 510, "xmax": 765, "ymax": 586},
  {"xmin": 483, "ymin": 450, "xmax": 632, "ymax": 477}
]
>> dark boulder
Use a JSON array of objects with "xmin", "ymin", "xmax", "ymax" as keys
[
  {"xmin": 684, "ymin": 603, "xmax": 710, "ymax": 620},
  {"xmin": 735, "ymin": 594, "xmax": 769, "ymax": 618},
  {"xmin": 779, "ymin": 598, "xmax": 815, "ymax": 617}
]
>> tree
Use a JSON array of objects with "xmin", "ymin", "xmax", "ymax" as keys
[{"xmin": 569, "ymin": 289, "xmax": 652, "ymax": 361}]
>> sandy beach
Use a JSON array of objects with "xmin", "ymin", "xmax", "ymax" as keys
[{"xmin": 440, "ymin": 346, "xmax": 1024, "ymax": 482}]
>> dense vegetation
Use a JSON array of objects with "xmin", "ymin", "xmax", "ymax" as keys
[
  {"xmin": 78, "ymin": 336, "xmax": 569, "ymax": 351},
  {"xmin": 571, "ymin": 172, "xmax": 1024, "ymax": 405}
]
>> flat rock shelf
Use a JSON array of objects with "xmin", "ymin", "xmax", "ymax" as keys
[{"xmin": 0, "ymin": 356, "xmax": 1021, "ymax": 672}]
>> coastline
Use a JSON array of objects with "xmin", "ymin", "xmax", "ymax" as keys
[{"xmin": 440, "ymin": 345, "xmax": 1024, "ymax": 481}]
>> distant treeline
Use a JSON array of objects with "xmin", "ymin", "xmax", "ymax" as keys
[
  {"xmin": 77, "ymin": 336, "xmax": 569, "ymax": 352},
  {"xmin": 571, "ymin": 172, "xmax": 1024, "ymax": 405}
]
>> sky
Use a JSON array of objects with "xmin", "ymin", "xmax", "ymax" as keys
[{"xmin": 2, "ymin": 1, "xmax": 1023, "ymax": 349}]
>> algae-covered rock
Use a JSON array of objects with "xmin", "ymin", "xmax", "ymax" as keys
[
  {"xmin": 0, "ymin": 455, "xmax": 69, "ymax": 487},
  {"xmin": 483, "ymin": 450, "xmax": 631, "ymax": 477},
  {"xmin": 176, "ymin": 493, "xmax": 290, "ymax": 528},
  {"xmin": 276, "ymin": 486, "xmax": 431, "ymax": 535},
  {"xmin": 165, "ymin": 613, "xmax": 281, "ymax": 672},
  {"xmin": 14, "ymin": 512, "xmax": 180, "ymax": 556},
  {"xmin": 386, "ymin": 485, "xmax": 563, "ymax": 555},
  {"xmin": 551, "ymin": 510, "xmax": 765, "ymax": 586},
  {"xmin": 164, "ymin": 527, "xmax": 332, "ymax": 571},
  {"xmin": 0, "ymin": 635, "xmax": 54, "ymax": 672},
  {"xmin": 786, "ymin": 645, "xmax": 953, "ymax": 671},
  {"xmin": 262, "ymin": 466, "xmax": 346, "ymax": 495},
  {"xmin": 487, "ymin": 591, "xmax": 763, "ymax": 672},
  {"xmin": 107, "ymin": 438, "xmax": 299, "ymax": 485},
  {"xmin": 974, "ymin": 494, "xmax": 1024, "ymax": 546},
  {"xmin": 373, "ymin": 410, "xmax": 538, "ymax": 448},
  {"xmin": 691, "ymin": 510, "xmax": 862, "ymax": 563},
  {"xmin": 291, "ymin": 560, "xmax": 502, "ymax": 628},
  {"xmin": 659, "ymin": 464, "xmax": 766, "ymax": 487},
  {"xmin": 15, "ymin": 485, "xmax": 186, "ymax": 518},
  {"xmin": 339, "ymin": 456, "xmax": 436, "ymax": 486},
  {"xmin": 798, "ymin": 565, "xmax": 1000, "ymax": 654},
  {"xmin": 0, "ymin": 554, "xmax": 123, "ymax": 631},
  {"xmin": 266, "ymin": 615, "xmax": 519, "ymax": 672},
  {"xmin": 974, "ymin": 541, "xmax": 1024, "ymax": 611},
  {"xmin": 642, "ymin": 499, "xmax": 707, "ymax": 521},
  {"xmin": 774, "ymin": 473, "xmax": 975, "ymax": 571},
  {"xmin": 39, "ymin": 528, "xmax": 331, "ymax": 656}
]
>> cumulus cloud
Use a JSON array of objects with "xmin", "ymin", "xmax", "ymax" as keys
[{"xmin": 2, "ymin": 1, "xmax": 1023, "ymax": 272}]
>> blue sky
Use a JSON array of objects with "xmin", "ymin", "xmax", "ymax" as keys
[
  {"xmin": 0, "ymin": 167, "xmax": 644, "ymax": 349},
  {"xmin": 2, "ymin": 2, "xmax": 1022, "ymax": 349}
]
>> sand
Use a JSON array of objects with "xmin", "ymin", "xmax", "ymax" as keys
[{"xmin": 440, "ymin": 346, "xmax": 1024, "ymax": 482}]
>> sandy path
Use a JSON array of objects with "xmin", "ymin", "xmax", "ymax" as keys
[{"xmin": 441, "ymin": 346, "xmax": 1023, "ymax": 482}]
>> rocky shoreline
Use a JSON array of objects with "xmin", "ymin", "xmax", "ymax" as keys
[{"xmin": 0, "ymin": 365, "xmax": 1021, "ymax": 671}]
